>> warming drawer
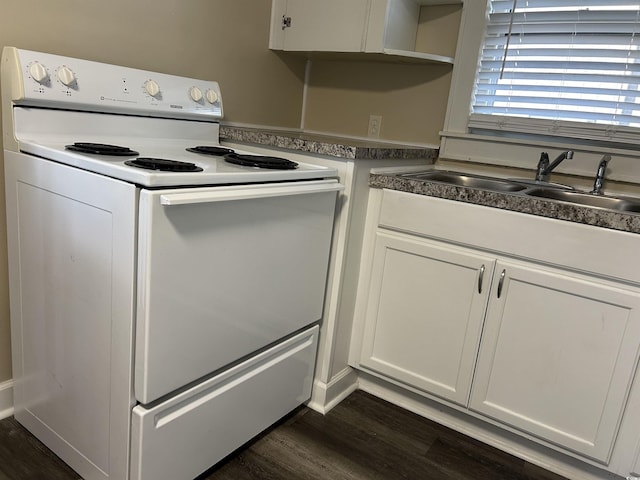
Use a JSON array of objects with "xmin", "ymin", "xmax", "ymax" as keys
[{"xmin": 130, "ymin": 325, "xmax": 319, "ymax": 480}]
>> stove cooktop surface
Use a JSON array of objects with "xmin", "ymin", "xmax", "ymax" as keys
[
  {"xmin": 12, "ymin": 108, "xmax": 336, "ymax": 187},
  {"xmin": 20, "ymin": 137, "xmax": 331, "ymax": 187}
]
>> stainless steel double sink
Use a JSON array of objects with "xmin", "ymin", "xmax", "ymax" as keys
[{"xmin": 400, "ymin": 170, "xmax": 640, "ymax": 214}]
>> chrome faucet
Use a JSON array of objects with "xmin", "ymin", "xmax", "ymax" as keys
[
  {"xmin": 535, "ymin": 150, "xmax": 574, "ymax": 182},
  {"xmin": 591, "ymin": 154, "xmax": 611, "ymax": 195}
]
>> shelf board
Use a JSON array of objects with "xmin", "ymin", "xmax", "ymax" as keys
[
  {"xmin": 381, "ymin": 48, "xmax": 454, "ymax": 64},
  {"xmin": 272, "ymin": 48, "xmax": 455, "ymax": 65},
  {"xmin": 416, "ymin": 0, "xmax": 462, "ymax": 4}
]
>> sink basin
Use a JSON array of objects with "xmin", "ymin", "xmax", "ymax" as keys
[
  {"xmin": 397, "ymin": 170, "xmax": 640, "ymax": 214},
  {"xmin": 401, "ymin": 170, "xmax": 527, "ymax": 193},
  {"xmin": 506, "ymin": 178, "xmax": 575, "ymax": 190},
  {"xmin": 525, "ymin": 188, "xmax": 640, "ymax": 213}
]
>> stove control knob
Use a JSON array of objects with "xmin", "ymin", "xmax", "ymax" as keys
[
  {"xmin": 205, "ymin": 89, "xmax": 218, "ymax": 104},
  {"xmin": 144, "ymin": 79, "xmax": 161, "ymax": 98},
  {"xmin": 189, "ymin": 86, "xmax": 203, "ymax": 102},
  {"xmin": 29, "ymin": 62, "xmax": 49, "ymax": 84},
  {"xmin": 57, "ymin": 66, "xmax": 76, "ymax": 87}
]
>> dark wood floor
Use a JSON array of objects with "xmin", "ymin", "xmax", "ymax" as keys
[{"xmin": 0, "ymin": 390, "xmax": 568, "ymax": 480}]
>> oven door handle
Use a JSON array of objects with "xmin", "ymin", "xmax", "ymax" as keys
[{"xmin": 159, "ymin": 179, "xmax": 343, "ymax": 206}]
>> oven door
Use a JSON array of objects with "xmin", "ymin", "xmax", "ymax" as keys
[{"xmin": 135, "ymin": 179, "xmax": 341, "ymax": 404}]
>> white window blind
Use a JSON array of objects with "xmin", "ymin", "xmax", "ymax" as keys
[{"xmin": 469, "ymin": 0, "xmax": 640, "ymax": 145}]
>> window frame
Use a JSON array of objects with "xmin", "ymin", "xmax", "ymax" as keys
[{"xmin": 440, "ymin": 0, "xmax": 640, "ymax": 184}]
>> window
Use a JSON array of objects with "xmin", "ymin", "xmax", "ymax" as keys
[
  {"xmin": 440, "ymin": 1, "xmax": 640, "ymax": 180},
  {"xmin": 470, "ymin": 1, "xmax": 640, "ymax": 145}
]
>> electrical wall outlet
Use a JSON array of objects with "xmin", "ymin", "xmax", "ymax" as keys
[{"xmin": 368, "ymin": 115, "xmax": 382, "ymax": 138}]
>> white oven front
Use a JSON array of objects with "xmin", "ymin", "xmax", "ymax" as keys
[{"xmin": 135, "ymin": 179, "xmax": 342, "ymax": 404}]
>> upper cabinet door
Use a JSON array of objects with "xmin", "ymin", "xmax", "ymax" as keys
[
  {"xmin": 358, "ymin": 231, "xmax": 494, "ymax": 407},
  {"xmin": 470, "ymin": 261, "xmax": 640, "ymax": 464},
  {"xmin": 270, "ymin": 0, "xmax": 370, "ymax": 52},
  {"xmin": 269, "ymin": 0, "xmax": 459, "ymax": 63}
]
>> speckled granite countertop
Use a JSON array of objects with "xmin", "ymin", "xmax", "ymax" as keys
[
  {"xmin": 220, "ymin": 126, "xmax": 640, "ymax": 233},
  {"xmin": 220, "ymin": 126, "xmax": 438, "ymax": 161},
  {"xmin": 370, "ymin": 171, "xmax": 640, "ymax": 235}
]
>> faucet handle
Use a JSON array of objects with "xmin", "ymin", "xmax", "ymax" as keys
[
  {"xmin": 535, "ymin": 152, "xmax": 550, "ymax": 181},
  {"xmin": 591, "ymin": 154, "xmax": 611, "ymax": 195}
]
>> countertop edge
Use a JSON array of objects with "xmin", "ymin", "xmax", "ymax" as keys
[
  {"xmin": 220, "ymin": 126, "xmax": 438, "ymax": 161},
  {"xmin": 370, "ymin": 173, "xmax": 640, "ymax": 235}
]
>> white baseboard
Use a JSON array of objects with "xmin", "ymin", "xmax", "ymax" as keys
[
  {"xmin": 358, "ymin": 373, "xmax": 621, "ymax": 480},
  {"xmin": 0, "ymin": 379, "xmax": 14, "ymax": 420},
  {"xmin": 307, "ymin": 367, "xmax": 358, "ymax": 414}
]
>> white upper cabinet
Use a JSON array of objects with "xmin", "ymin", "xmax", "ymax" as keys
[
  {"xmin": 270, "ymin": 0, "xmax": 371, "ymax": 53},
  {"xmin": 269, "ymin": 0, "xmax": 460, "ymax": 64}
]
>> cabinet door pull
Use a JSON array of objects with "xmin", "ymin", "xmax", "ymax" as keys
[
  {"xmin": 282, "ymin": 15, "xmax": 292, "ymax": 29},
  {"xmin": 497, "ymin": 269, "xmax": 506, "ymax": 298},
  {"xmin": 478, "ymin": 265, "xmax": 485, "ymax": 294}
]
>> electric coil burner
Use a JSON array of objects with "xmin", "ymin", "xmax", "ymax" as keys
[
  {"xmin": 187, "ymin": 145, "xmax": 299, "ymax": 170},
  {"xmin": 125, "ymin": 157, "xmax": 203, "ymax": 172},
  {"xmin": 186, "ymin": 146, "xmax": 235, "ymax": 156},
  {"xmin": 65, "ymin": 142, "xmax": 139, "ymax": 156},
  {"xmin": 224, "ymin": 152, "xmax": 298, "ymax": 170}
]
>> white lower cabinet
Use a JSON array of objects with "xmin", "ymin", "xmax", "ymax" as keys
[
  {"xmin": 359, "ymin": 231, "xmax": 494, "ymax": 406},
  {"xmin": 352, "ymin": 188, "xmax": 640, "ymax": 475},
  {"xmin": 470, "ymin": 261, "xmax": 640, "ymax": 463}
]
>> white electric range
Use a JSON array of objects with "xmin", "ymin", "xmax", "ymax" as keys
[{"xmin": 2, "ymin": 47, "xmax": 342, "ymax": 480}]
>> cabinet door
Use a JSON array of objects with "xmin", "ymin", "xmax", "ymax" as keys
[
  {"xmin": 359, "ymin": 231, "xmax": 494, "ymax": 406},
  {"xmin": 272, "ymin": 0, "xmax": 370, "ymax": 52},
  {"xmin": 470, "ymin": 261, "xmax": 640, "ymax": 463}
]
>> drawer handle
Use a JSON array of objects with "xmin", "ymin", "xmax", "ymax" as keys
[
  {"xmin": 497, "ymin": 269, "xmax": 506, "ymax": 298},
  {"xmin": 478, "ymin": 265, "xmax": 485, "ymax": 294}
]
